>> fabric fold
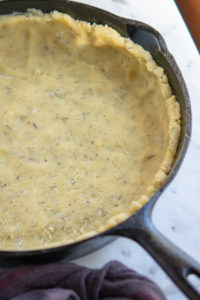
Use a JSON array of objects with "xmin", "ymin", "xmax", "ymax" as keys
[{"xmin": 0, "ymin": 260, "xmax": 166, "ymax": 300}]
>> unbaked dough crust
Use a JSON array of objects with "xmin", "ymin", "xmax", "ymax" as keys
[{"xmin": 0, "ymin": 10, "xmax": 181, "ymax": 250}]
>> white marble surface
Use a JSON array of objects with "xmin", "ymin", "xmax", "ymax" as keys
[{"xmin": 71, "ymin": 0, "xmax": 200, "ymax": 299}]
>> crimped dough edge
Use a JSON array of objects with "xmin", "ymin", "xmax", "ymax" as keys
[{"xmin": 0, "ymin": 10, "xmax": 181, "ymax": 250}]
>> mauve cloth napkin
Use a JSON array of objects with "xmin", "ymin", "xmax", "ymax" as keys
[{"xmin": 0, "ymin": 260, "xmax": 166, "ymax": 300}]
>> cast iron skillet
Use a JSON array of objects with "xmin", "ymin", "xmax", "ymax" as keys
[{"xmin": 0, "ymin": 0, "xmax": 200, "ymax": 299}]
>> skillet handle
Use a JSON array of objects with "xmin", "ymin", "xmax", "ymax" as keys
[{"xmin": 112, "ymin": 206, "xmax": 200, "ymax": 300}]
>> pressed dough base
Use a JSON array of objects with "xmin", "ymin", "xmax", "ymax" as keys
[{"xmin": 0, "ymin": 10, "xmax": 181, "ymax": 250}]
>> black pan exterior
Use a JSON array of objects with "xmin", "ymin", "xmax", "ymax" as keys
[{"xmin": 0, "ymin": 0, "xmax": 191, "ymax": 265}]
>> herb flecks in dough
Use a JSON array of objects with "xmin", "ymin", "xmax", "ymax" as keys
[{"xmin": 0, "ymin": 10, "xmax": 181, "ymax": 250}]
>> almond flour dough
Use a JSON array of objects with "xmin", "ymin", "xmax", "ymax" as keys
[{"xmin": 0, "ymin": 10, "xmax": 181, "ymax": 250}]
